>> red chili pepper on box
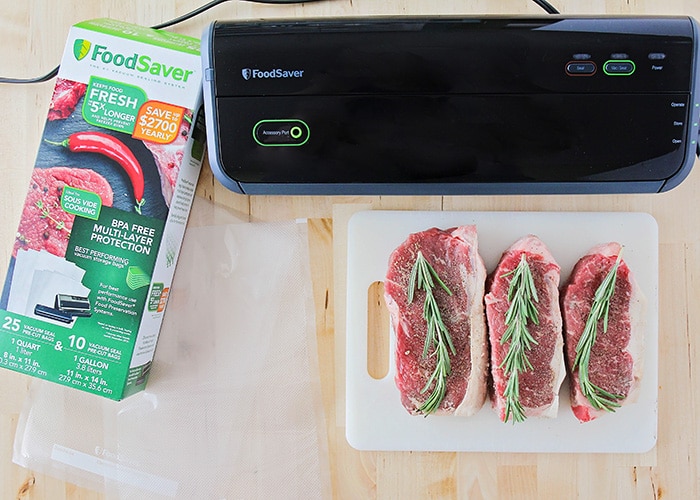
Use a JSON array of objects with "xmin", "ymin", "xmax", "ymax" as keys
[{"xmin": 47, "ymin": 131, "xmax": 146, "ymax": 213}]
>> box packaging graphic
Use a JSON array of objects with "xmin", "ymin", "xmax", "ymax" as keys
[{"xmin": 0, "ymin": 19, "xmax": 205, "ymax": 399}]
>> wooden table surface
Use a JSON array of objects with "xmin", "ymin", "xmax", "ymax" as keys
[{"xmin": 1, "ymin": 1, "xmax": 699, "ymax": 498}]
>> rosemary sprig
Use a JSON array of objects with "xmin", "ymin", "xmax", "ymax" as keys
[
  {"xmin": 499, "ymin": 254, "xmax": 539, "ymax": 423},
  {"xmin": 573, "ymin": 252, "xmax": 624, "ymax": 412},
  {"xmin": 36, "ymin": 200, "xmax": 71, "ymax": 235},
  {"xmin": 408, "ymin": 251, "xmax": 454, "ymax": 415}
]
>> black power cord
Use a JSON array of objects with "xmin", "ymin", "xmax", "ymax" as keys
[
  {"xmin": 151, "ymin": 0, "xmax": 323, "ymax": 30},
  {"xmin": 0, "ymin": 67, "xmax": 59, "ymax": 85},
  {"xmin": 0, "ymin": 0, "xmax": 323, "ymax": 84},
  {"xmin": 0, "ymin": 0, "xmax": 560, "ymax": 84},
  {"xmin": 531, "ymin": 0, "xmax": 559, "ymax": 15}
]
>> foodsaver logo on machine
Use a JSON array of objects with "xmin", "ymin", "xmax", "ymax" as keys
[
  {"xmin": 241, "ymin": 67, "xmax": 305, "ymax": 80},
  {"xmin": 74, "ymin": 41, "xmax": 195, "ymax": 82}
]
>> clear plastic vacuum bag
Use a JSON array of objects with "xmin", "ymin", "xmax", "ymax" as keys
[{"xmin": 12, "ymin": 199, "xmax": 331, "ymax": 499}]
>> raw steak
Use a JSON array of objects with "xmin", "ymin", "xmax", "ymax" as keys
[
  {"xmin": 14, "ymin": 167, "xmax": 114, "ymax": 258},
  {"xmin": 48, "ymin": 78, "xmax": 87, "ymax": 121},
  {"xmin": 384, "ymin": 226, "xmax": 488, "ymax": 416},
  {"xmin": 485, "ymin": 235, "xmax": 565, "ymax": 421},
  {"xmin": 562, "ymin": 243, "xmax": 645, "ymax": 423},
  {"xmin": 142, "ymin": 110, "xmax": 192, "ymax": 206}
]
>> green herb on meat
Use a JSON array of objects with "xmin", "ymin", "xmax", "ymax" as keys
[
  {"xmin": 499, "ymin": 253, "xmax": 540, "ymax": 423},
  {"xmin": 573, "ymin": 252, "xmax": 625, "ymax": 412},
  {"xmin": 408, "ymin": 250, "xmax": 454, "ymax": 415},
  {"xmin": 35, "ymin": 200, "xmax": 71, "ymax": 235}
]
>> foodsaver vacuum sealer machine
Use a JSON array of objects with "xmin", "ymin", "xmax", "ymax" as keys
[{"xmin": 202, "ymin": 16, "xmax": 700, "ymax": 195}]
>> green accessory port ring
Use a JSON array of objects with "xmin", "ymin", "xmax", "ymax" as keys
[{"xmin": 253, "ymin": 119, "xmax": 310, "ymax": 147}]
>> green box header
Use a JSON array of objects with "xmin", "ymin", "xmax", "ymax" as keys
[{"xmin": 74, "ymin": 18, "xmax": 201, "ymax": 55}]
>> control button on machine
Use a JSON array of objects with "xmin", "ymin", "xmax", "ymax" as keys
[
  {"xmin": 603, "ymin": 60, "xmax": 636, "ymax": 76},
  {"xmin": 565, "ymin": 61, "xmax": 597, "ymax": 76},
  {"xmin": 253, "ymin": 119, "xmax": 310, "ymax": 146},
  {"xmin": 648, "ymin": 52, "xmax": 667, "ymax": 60}
]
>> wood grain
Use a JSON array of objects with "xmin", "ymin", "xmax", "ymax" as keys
[
  {"xmin": 1, "ymin": 1, "xmax": 699, "ymax": 498},
  {"xmin": 367, "ymin": 281, "xmax": 389, "ymax": 380}
]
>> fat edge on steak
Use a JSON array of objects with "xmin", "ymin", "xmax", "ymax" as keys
[
  {"xmin": 562, "ymin": 242, "xmax": 646, "ymax": 423},
  {"xmin": 485, "ymin": 235, "xmax": 566, "ymax": 421},
  {"xmin": 384, "ymin": 226, "xmax": 488, "ymax": 416}
]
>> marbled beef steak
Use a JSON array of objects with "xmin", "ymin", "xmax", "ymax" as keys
[
  {"xmin": 14, "ymin": 167, "xmax": 114, "ymax": 258},
  {"xmin": 485, "ymin": 235, "xmax": 565, "ymax": 422},
  {"xmin": 142, "ymin": 110, "xmax": 192, "ymax": 207},
  {"xmin": 562, "ymin": 243, "xmax": 645, "ymax": 423},
  {"xmin": 384, "ymin": 226, "xmax": 488, "ymax": 416},
  {"xmin": 48, "ymin": 78, "xmax": 87, "ymax": 121}
]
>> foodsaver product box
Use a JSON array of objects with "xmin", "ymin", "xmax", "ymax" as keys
[{"xmin": 0, "ymin": 19, "xmax": 205, "ymax": 399}]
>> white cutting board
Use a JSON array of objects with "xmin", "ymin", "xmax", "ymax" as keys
[{"xmin": 345, "ymin": 210, "xmax": 658, "ymax": 453}]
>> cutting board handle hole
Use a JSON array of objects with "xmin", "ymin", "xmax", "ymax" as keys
[{"xmin": 367, "ymin": 281, "xmax": 390, "ymax": 380}]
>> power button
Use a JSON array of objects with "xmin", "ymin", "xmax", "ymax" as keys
[{"xmin": 253, "ymin": 119, "xmax": 310, "ymax": 147}]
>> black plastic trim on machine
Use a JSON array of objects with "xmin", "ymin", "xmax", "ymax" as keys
[{"xmin": 202, "ymin": 16, "xmax": 700, "ymax": 195}]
